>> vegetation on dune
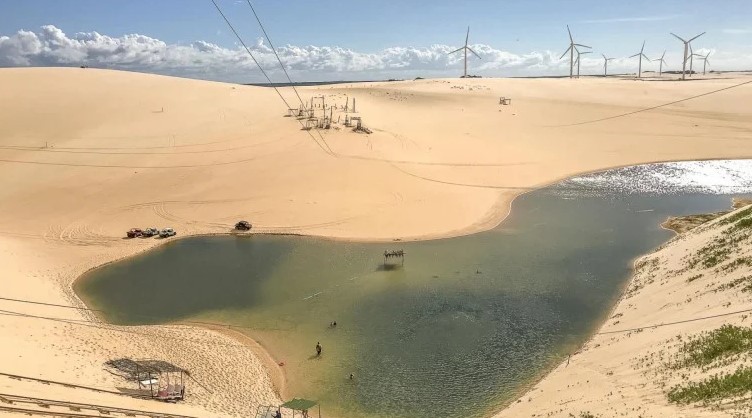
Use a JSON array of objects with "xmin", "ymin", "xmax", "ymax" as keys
[
  {"xmin": 685, "ymin": 229, "xmax": 750, "ymax": 271},
  {"xmin": 716, "ymin": 275, "xmax": 752, "ymax": 293},
  {"xmin": 719, "ymin": 206, "xmax": 752, "ymax": 226},
  {"xmin": 667, "ymin": 366, "xmax": 752, "ymax": 404},
  {"xmin": 672, "ymin": 325, "xmax": 752, "ymax": 369},
  {"xmin": 686, "ymin": 273, "xmax": 704, "ymax": 283},
  {"xmin": 692, "ymin": 244, "xmax": 733, "ymax": 269},
  {"xmin": 719, "ymin": 257, "xmax": 752, "ymax": 274},
  {"xmin": 734, "ymin": 217, "xmax": 752, "ymax": 231}
]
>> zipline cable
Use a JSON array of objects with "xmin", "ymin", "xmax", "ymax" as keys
[
  {"xmin": 554, "ymin": 79, "xmax": 752, "ymax": 127},
  {"xmin": 242, "ymin": 0, "xmax": 335, "ymax": 155},
  {"xmin": 209, "ymin": 0, "xmax": 335, "ymax": 156},
  {"xmin": 210, "ymin": 0, "xmax": 291, "ymax": 109},
  {"xmin": 244, "ymin": 0, "xmax": 306, "ymax": 109}
]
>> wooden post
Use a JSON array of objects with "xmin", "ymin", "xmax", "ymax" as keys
[{"xmin": 353, "ymin": 97, "xmax": 356, "ymax": 113}]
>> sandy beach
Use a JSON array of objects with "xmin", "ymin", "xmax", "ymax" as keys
[{"xmin": 1, "ymin": 67, "xmax": 752, "ymax": 417}]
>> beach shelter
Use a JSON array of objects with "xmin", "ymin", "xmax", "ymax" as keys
[{"xmin": 280, "ymin": 398, "xmax": 320, "ymax": 417}]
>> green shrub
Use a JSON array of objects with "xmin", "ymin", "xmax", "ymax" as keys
[
  {"xmin": 668, "ymin": 366, "xmax": 752, "ymax": 404},
  {"xmin": 673, "ymin": 325, "xmax": 752, "ymax": 369}
]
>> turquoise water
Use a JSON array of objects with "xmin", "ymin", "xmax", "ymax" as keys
[{"xmin": 76, "ymin": 183, "xmax": 742, "ymax": 418}]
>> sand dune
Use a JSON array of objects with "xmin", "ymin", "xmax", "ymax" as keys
[{"xmin": 1, "ymin": 67, "xmax": 751, "ymax": 416}]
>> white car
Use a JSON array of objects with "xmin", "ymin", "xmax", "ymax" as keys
[
  {"xmin": 142, "ymin": 227, "xmax": 159, "ymax": 237},
  {"xmin": 159, "ymin": 228, "xmax": 176, "ymax": 238}
]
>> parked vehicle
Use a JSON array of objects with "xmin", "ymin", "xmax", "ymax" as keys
[
  {"xmin": 235, "ymin": 220, "xmax": 252, "ymax": 231},
  {"xmin": 159, "ymin": 228, "xmax": 176, "ymax": 238},
  {"xmin": 141, "ymin": 227, "xmax": 159, "ymax": 237},
  {"xmin": 126, "ymin": 228, "xmax": 143, "ymax": 238}
]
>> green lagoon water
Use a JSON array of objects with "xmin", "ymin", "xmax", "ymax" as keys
[{"xmin": 76, "ymin": 182, "xmax": 742, "ymax": 418}]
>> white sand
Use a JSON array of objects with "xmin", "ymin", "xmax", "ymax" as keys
[{"xmin": 1, "ymin": 67, "xmax": 751, "ymax": 416}]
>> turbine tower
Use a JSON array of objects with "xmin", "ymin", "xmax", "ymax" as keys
[
  {"xmin": 560, "ymin": 25, "xmax": 591, "ymax": 79},
  {"xmin": 653, "ymin": 50, "xmax": 667, "ymax": 77},
  {"xmin": 575, "ymin": 50, "xmax": 591, "ymax": 78},
  {"xmin": 602, "ymin": 54, "xmax": 615, "ymax": 77},
  {"xmin": 699, "ymin": 52, "xmax": 711, "ymax": 75},
  {"xmin": 448, "ymin": 26, "xmax": 481, "ymax": 78},
  {"xmin": 629, "ymin": 41, "xmax": 649, "ymax": 78},
  {"xmin": 689, "ymin": 43, "xmax": 698, "ymax": 77},
  {"xmin": 670, "ymin": 31, "xmax": 705, "ymax": 80}
]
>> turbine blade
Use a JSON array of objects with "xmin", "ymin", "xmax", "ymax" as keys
[
  {"xmin": 642, "ymin": 53, "xmax": 649, "ymax": 59},
  {"xmin": 574, "ymin": 43, "xmax": 591, "ymax": 48},
  {"xmin": 689, "ymin": 32, "xmax": 706, "ymax": 42},
  {"xmin": 559, "ymin": 45, "xmax": 572, "ymax": 59},
  {"xmin": 602, "ymin": 53, "xmax": 607, "ymax": 60},
  {"xmin": 466, "ymin": 26, "xmax": 470, "ymax": 46},
  {"xmin": 641, "ymin": 40, "xmax": 645, "ymax": 52},
  {"xmin": 670, "ymin": 32, "xmax": 686, "ymax": 43},
  {"xmin": 448, "ymin": 47, "xmax": 464, "ymax": 55},
  {"xmin": 567, "ymin": 25, "xmax": 573, "ymax": 43},
  {"xmin": 629, "ymin": 53, "xmax": 640, "ymax": 58},
  {"xmin": 467, "ymin": 47, "xmax": 481, "ymax": 59}
]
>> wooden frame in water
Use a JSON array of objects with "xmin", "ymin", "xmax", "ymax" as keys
[{"xmin": 382, "ymin": 250, "xmax": 405, "ymax": 269}]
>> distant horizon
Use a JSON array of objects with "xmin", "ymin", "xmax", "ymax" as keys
[{"xmin": 10, "ymin": 65, "xmax": 749, "ymax": 87}]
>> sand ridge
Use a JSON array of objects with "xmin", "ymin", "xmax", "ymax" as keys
[{"xmin": 1, "ymin": 67, "xmax": 752, "ymax": 416}]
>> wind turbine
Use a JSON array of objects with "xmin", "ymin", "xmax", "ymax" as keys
[
  {"xmin": 688, "ymin": 43, "xmax": 699, "ymax": 77},
  {"xmin": 629, "ymin": 41, "xmax": 649, "ymax": 78},
  {"xmin": 670, "ymin": 31, "xmax": 705, "ymax": 80},
  {"xmin": 560, "ymin": 25, "xmax": 591, "ymax": 79},
  {"xmin": 448, "ymin": 26, "xmax": 481, "ymax": 78},
  {"xmin": 699, "ymin": 52, "xmax": 711, "ymax": 75},
  {"xmin": 575, "ymin": 50, "xmax": 591, "ymax": 78},
  {"xmin": 602, "ymin": 54, "xmax": 615, "ymax": 77},
  {"xmin": 653, "ymin": 50, "xmax": 667, "ymax": 77}
]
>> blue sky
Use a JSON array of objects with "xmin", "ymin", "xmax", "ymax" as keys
[{"xmin": 1, "ymin": 0, "xmax": 750, "ymax": 81}]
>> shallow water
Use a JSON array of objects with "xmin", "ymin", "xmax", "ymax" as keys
[{"xmin": 76, "ymin": 162, "xmax": 752, "ymax": 418}]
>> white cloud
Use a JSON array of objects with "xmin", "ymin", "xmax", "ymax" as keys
[{"xmin": 0, "ymin": 25, "xmax": 749, "ymax": 82}]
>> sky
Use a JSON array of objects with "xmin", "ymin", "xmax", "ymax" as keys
[{"xmin": 1, "ymin": 0, "xmax": 751, "ymax": 82}]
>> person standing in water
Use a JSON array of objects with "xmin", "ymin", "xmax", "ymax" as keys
[{"xmin": 316, "ymin": 342, "xmax": 322, "ymax": 356}]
